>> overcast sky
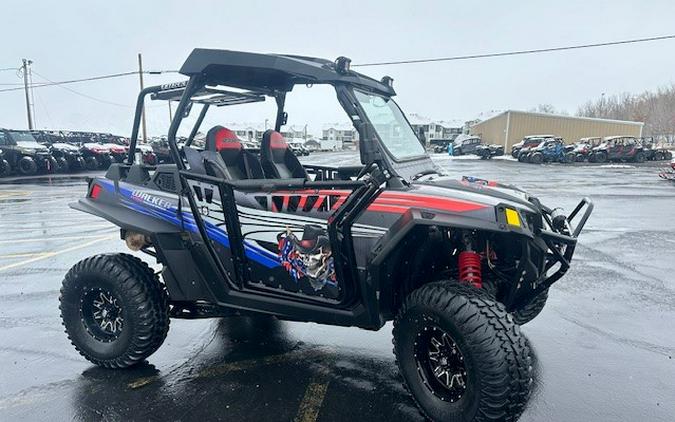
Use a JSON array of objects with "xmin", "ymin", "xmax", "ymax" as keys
[{"xmin": 2, "ymin": 0, "xmax": 675, "ymax": 137}]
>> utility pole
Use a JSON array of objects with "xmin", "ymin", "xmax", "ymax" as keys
[
  {"xmin": 22, "ymin": 59, "xmax": 34, "ymax": 130},
  {"xmin": 168, "ymin": 101, "xmax": 173, "ymax": 123},
  {"xmin": 137, "ymin": 53, "xmax": 147, "ymax": 142}
]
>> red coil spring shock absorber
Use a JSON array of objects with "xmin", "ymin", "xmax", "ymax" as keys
[{"xmin": 458, "ymin": 251, "xmax": 482, "ymax": 288}]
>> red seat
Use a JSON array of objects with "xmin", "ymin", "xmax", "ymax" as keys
[{"xmin": 261, "ymin": 130, "xmax": 307, "ymax": 179}]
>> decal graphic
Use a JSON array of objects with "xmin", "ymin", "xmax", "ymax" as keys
[{"xmin": 277, "ymin": 225, "xmax": 337, "ymax": 291}]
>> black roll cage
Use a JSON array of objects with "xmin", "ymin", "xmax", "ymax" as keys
[{"xmin": 125, "ymin": 74, "xmax": 391, "ymax": 315}]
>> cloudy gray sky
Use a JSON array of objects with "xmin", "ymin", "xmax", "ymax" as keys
[{"xmin": 2, "ymin": 0, "xmax": 675, "ymax": 137}]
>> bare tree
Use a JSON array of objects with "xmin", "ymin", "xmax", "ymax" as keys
[{"xmin": 577, "ymin": 84, "xmax": 675, "ymax": 137}]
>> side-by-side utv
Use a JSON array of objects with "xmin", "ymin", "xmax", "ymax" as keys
[{"xmin": 60, "ymin": 49, "xmax": 592, "ymax": 422}]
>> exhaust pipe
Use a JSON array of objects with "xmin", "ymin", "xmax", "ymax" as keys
[{"xmin": 125, "ymin": 232, "xmax": 150, "ymax": 251}]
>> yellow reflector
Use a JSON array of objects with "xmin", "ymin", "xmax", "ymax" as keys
[{"xmin": 505, "ymin": 209, "xmax": 521, "ymax": 227}]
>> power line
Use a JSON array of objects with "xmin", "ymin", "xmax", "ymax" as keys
[
  {"xmin": 0, "ymin": 69, "xmax": 178, "ymax": 93},
  {"xmin": 354, "ymin": 34, "xmax": 675, "ymax": 67},
  {"xmin": 31, "ymin": 70, "xmax": 132, "ymax": 108}
]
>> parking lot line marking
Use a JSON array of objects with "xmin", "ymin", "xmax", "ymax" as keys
[
  {"xmin": 128, "ymin": 376, "xmax": 157, "ymax": 390},
  {"xmin": 0, "ymin": 235, "xmax": 115, "ymax": 272},
  {"xmin": 0, "ymin": 252, "xmax": 51, "ymax": 260},
  {"xmin": 0, "ymin": 190, "xmax": 31, "ymax": 199},
  {"xmin": 294, "ymin": 374, "xmax": 330, "ymax": 422},
  {"xmin": 0, "ymin": 233, "xmax": 116, "ymax": 245}
]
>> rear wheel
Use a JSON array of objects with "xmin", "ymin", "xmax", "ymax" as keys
[
  {"xmin": 565, "ymin": 152, "xmax": 575, "ymax": 163},
  {"xmin": 529, "ymin": 152, "xmax": 543, "ymax": 164},
  {"xmin": 17, "ymin": 156, "xmax": 37, "ymax": 175},
  {"xmin": 665, "ymin": 151, "xmax": 673, "ymax": 160},
  {"xmin": 394, "ymin": 281, "xmax": 531, "ymax": 422},
  {"xmin": 594, "ymin": 151, "xmax": 607, "ymax": 163},
  {"xmin": 634, "ymin": 152, "xmax": 645, "ymax": 163},
  {"xmin": 59, "ymin": 253, "xmax": 170, "ymax": 368},
  {"xmin": 0, "ymin": 159, "xmax": 10, "ymax": 176},
  {"xmin": 84, "ymin": 156, "xmax": 98, "ymax": 171},
  {"xmin": 575, "ymin": 153, "xmax": 586, "ymax": 162},
  {"xmin": 56, "ymin": 157, "xmax": 69, "ymax": 173}
]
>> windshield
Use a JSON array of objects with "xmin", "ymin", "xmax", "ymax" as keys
[
  {"xmin": 353, "ymin": 90, "xmax": 425, "ymax": 161},
  {"xmin": 9, "ymin": 131, "xmax": 40, "ymax": 146}
]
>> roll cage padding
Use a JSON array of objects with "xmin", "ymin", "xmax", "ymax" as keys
[{"xmin": 261, "ymin": 130, "xmax": 307, "ymax": 179}]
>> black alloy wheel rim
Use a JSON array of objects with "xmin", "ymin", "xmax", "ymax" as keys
[
  {"xmin": 414, "ymin": 324, "xmax": 468, "ymax": 403},
  {"xmin": 80, "ymin": 288, "xmax": 124, "ymax": 342}
]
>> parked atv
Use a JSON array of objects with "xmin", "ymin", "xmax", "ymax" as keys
[
  {"xmin": 475, "ymin": 143, "xmax": 504, "ymax": 160},
  {"xmin": 527, "ymin": 139, "xmax": 572, "ymax": 164},
  {"xmin": 589, "ymin": 136, "xmax": 645, "ymax": 163},
  {"xmin": 135, "ymin": 144, "xmax": 158, "ymax": 165},
  {"xmin": 571, "ymin": 137, "xmax": 601, "ymax": 162},
  {"xmin": 80, "ymin": 143, "xmax": 113, "ymax": 170},
  {"xmin": 0, "ymin": 148, "xmax": 10, "ymax": 176},
  {"xmin": 0, "ymin": 129, "xmax": 57, "ymax": 175},
  {"xmin": 452, "ymin": 135, "xmax": 483, "ymax": 156},
  {"xmin": 151, "ymin": 138, "xmax": 174, "ymax": 164},
  {"xmin": 101, "ymin": 143, "xmax": 129, "ymax": 163},
  {"xmin": 60, "ymin": 49, "xmax": 592, "ymax": 422},
  {"xmin": 511, "ymin": 134, "xmax": 555, "ymax": 158},
  {"xmin": 640, "ymin": 138, "xmax": 673, "ymax": 161},
  {"xmin": 48, "ymin": 142, "xmax": 86, "ymax": 172}
]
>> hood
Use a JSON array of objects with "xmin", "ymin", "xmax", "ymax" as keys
[
  {"xmin": 103, "ymin": 143, "xmax": 128, "ymax": 153},
  {"xmin": 83, "ymin": 143, "xmax": 110, "ymax": 152},
  {"xmin": 17, "ymin": 141, "xmax": 49, "ymax": 153},
  {"xmin": 51, "ymin": 143, "xmax": 80, "ymax": 151},
  {"xmin": 414, "ymin": 175, "xmax": 537, "ymax": 211}
]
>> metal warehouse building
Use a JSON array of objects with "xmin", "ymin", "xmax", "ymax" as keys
[{"xmin": 470, "ymin": 110, "xmax": 644, "ymax": 149}]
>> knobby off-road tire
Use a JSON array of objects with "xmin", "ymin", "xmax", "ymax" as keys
[
  {"xmin": 84, "ymin": 156, "xmax": 99, "ymax": 171},
  {"xmin": 393, "ymin": 281, "xmax": 532, "ymax": 422},
  {"xmin": 17, "ymin": 156, "xmax": 37, "ymax": 175},
  {"xmin": 0, "ymin": 159, "xmax": 10, "ymax": 176},
  {"xmin": 510, "ymin": 289, "xmax": 549, "ymax": 325},
  {"xmin": 59, "ymin": 253, "xmax": 170, "ymax": 368}
]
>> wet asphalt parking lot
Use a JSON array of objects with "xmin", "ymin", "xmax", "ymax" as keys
[{"xmin": 0, "ymin": 152, "xmax": 674, "ymax": 422}]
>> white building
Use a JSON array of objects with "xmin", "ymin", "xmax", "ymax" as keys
[
  {"xmin": 407, "ymin": 113, "xmax": 464, "ymax": 144},
  {"xmin": 322, "ymin": 123, "xmax": 358, "ymax": 145}
]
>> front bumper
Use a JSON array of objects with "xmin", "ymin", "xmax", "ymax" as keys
[{"xmin": 503, "ymin": 197, "xmax": 594, "ymax": 311}]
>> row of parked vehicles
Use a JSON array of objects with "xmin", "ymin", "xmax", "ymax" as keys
[
  {"xmin": 0, "ymin": 129, "xmax": 184, "ymax": 177},
  {"xmin": 431, "ymin": 134, "xmax": 505, "ymax": 159},
  {"xmin": 512, "ymin": 134, "xmax": 673, "ymax": 164}
]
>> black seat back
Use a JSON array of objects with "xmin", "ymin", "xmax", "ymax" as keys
[
  {"xmin": 198, "ymin": 126, "xmax": 264, "ymax": 180},
  {"xmin": 261, "ymin": 130, "xmax": 307, "ymax": 179}
]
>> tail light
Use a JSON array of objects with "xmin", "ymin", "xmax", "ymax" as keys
[{"xmin": 89, "ymin": 183, "xmax": 102, "ymax": 199}]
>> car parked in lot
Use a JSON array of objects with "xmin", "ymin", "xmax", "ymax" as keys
[
  {"xmin": 452, "ymin": 135, "xmax": 483, "ymax": 156},
  {"xmin": 589, "ymin": 136, "xmax": 645, "ymax": 163},
  {"xmin": 0, "ymin": 129, "xmax": 56, "ymax": 175}
]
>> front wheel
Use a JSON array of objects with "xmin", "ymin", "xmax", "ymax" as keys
[
  {"xmin": 634, "ymin": 152, "xmax": 645, "ymax": 163},
  {"xmin": 59, "ymin": 253, "xmax": 170, "ymax": 368},
  {"xmin": 17, "ymin": 156, "xmax": 38, "ymax": 175},
  {"xmin": 394, "ymin": 281, "xmax": 531, "ymax": 422},
  {"xmin": 56, "ymin": 157, "xmax": 69, "ymax": 173}
]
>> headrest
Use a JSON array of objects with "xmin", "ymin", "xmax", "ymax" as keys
[
  {"xmin": 206, "ymin": 126, "xmax": 241, "ymax": 152},
  {"xmin": 264, "ymin": 130, "xmax": 288, "ymax": 150}
]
